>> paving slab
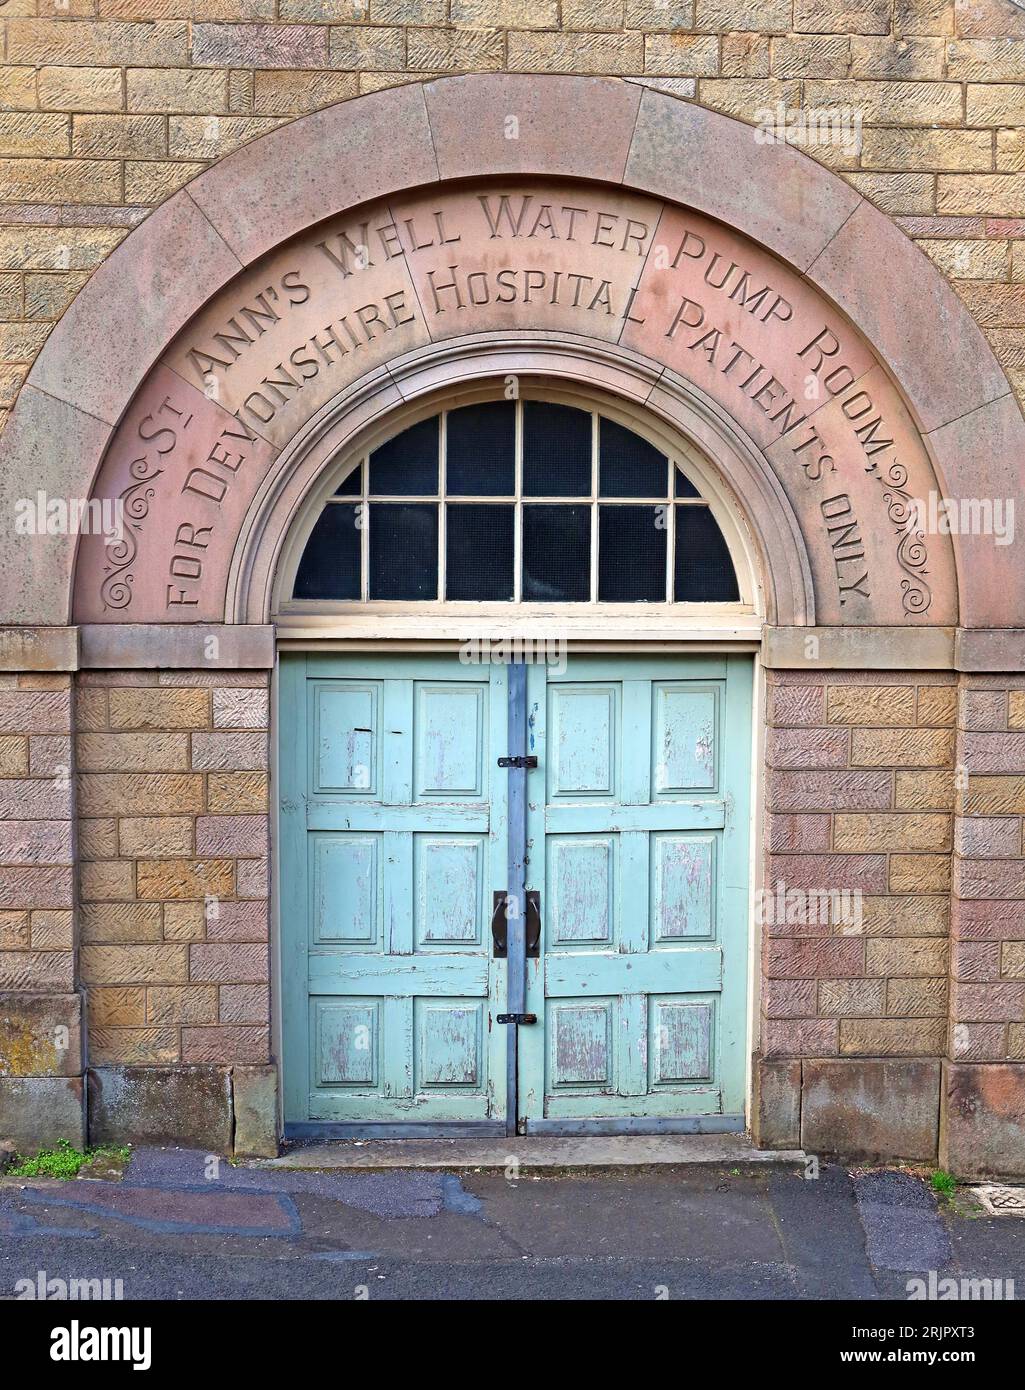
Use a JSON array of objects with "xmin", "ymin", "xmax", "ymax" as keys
[{"xmin": 263, "ymin": 1134, "xmax": 804, "ymax": 1171}]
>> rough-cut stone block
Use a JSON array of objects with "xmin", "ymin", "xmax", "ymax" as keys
[
  {"xmin": 30, "ymin": 909, "xmax": 73, "ymax": 951},
  {"xmin": 90, "ymin": 1027, "xmax": 179, "ymax": 1065},
  {"xmin": 81, "ymin": 944, "xmax": 188, "ymax": 986},
  {"xmin": 962, "ymin": 732, "xmax": 1025, "ymax": 774},
  {"xmin": 81, "ymin": 901, "xmax": 161, "ymax": 944},
  {"xmin": 218, "ymin": 982, "xmax": 269, "ymax": 1024},
  {"xmin": 951, "ymin": 1021, "xmax": 1007, "ymax": 1061},
  {"xmin": 195, "ymin": 815, "xmax": 266, "ymax": 857},
  {"xmin": 0, "ymin": 992, "xmax": 81, "ymax": 1076},
  {"xmin": 0, "ymin": 1076, "xmax": 85, "ymax": 1153},
  {"xmin": 146, "ymin": 985, "xmax": 218, "ymax": 1025},
  {"xmin": 862, "ymin": 895, "xmax": 948, "ymax": 936},
  {"xmin": 834, "ymin": 812, "xmax": 950, "ymax": 852},
  {"xmin": 964, "ymin": 776, "xmax": 1025, "ymax": 816},
  {"xmin": 137, "ymin": 859, "xmax": 234, "ymax": 900},
  {"xmin": 767, "ymin": 939, "xmax": 865, "ymax": 979},
  {"xmin": 952, "ymin": 980, "xmax": 1025, "ymax": 1023},
  {"xmin": 77, "ymin": 773, "xmax": 205, "ymax": 817},
  {"xmin": 851, "ymin": 728, "xmax": 954, "ymax": 767},
  {"xmin": 942, "ymin": 1063, "xmax": 1025, "ymax": 1178},
  {"xmin": 767, "ymin": 684, "xmax": 825, "ymax": 727},
  {"xmin": 894, "ymin": 770, "xmax": 955, "ymax": 811},
  {"xmin": 866, "ymin": 936, "xmax": 949, "ymax": 978},
  {"xmin": 182, "ymin": 1024, "xmax": 269, "ymax": 1063},
  {"xmin": 890, "ymin": 854, "xmax": 951, "ymax": 894},
  {"xmin": 237, "ymin": 857, "xmax": 268, "ymax": 898},
  {"xmin": 951, "ymin": 941, "xmax": 1002, "ymax": 982},
  {"xmin": 956, "ymin": 857, "xmax": 1025, "ymax": 899},
  {"xmin": 767, "ymin": 769, "xmax": 892, "ymax": 811},
  {"xmin": 118, "ymin": 817, "xmax": 193, "ymax": 858},
  {"xmin": 764, "ymin": 978, "xmax": 817, "ymax": 1017},
  {"xmin": 191, "ymin": 731, "xmax": 268, "ymax": 771},
  {"xmin": 1003, "ymin": 942, "xmax": 1025, "ymax": 979},
  {"xmin": 163, "ymin": 902, "xmax": 206, "ymax": 941},
  {"xmin": 233, "ymin": 1063, "xmax": 278, "ymax": 1157},
  {"xmin": 0, "ymin": 819, "xmax": 72, "ymax": 865},
  {"xmin": 766, "ymin": 814, "xmax": 831, "ymax": 852},
  {"xmin": 887, "ymin": 977, "xmax": 948, "ymax": 1017},
  {"xmin": 0, "ymin": 912, "xmax": 31, "ymax": 951},
  {"xmin": 0, "ymin": 689, "xmax": 70, "ymax": 734},
  {"xmin": 88, "ymin": 1064, "xmax": 231, "ymax": 1150},
  {"xmin": 188, "ymin": 942, "xmax": 268, "ymax": 984},
  {"xmin": 0, "ymin": 778, "xmax": 72, "ymax": 821},
  {"xmin": 751, "ymin": 1056, "xmax": 801, "ymax": 1149},
  {"xmin": 0, "ymin": 949, "xmax": 74, "ymax": 991},
  {"xmin": 766, "ymin": 728, "xmax": 849, "ymax": 770},
  {"xmin": 80, "ymin": 859, "xmax": 135, "ymax": 902},
  {"xmin": 206, "ymin": 900, "xmax": 268, "ymax": 942},
  {"xmin": 766, "ymin": 853, "xmax": 888, "ymax": 893},
  {"xmin": 955, "ymin": 816, "xmax": 1021, "ymax": 858},
  {"xmin": 0, "ymin": 867, "xmax": 74, "ymax": 911},
  {"xmin": 839, "ymin": 1017, "xmax": 946, "ymax": 1055},
  {"xmin": 108, "ymin": 687, "xmax": 209, "ymax": 731},
  {"xmin": 77, "ymin": 732, "xmax": 190, "ymax": 773},
  {"xmin": 818, "ymin": 978, "xmax": 886, "ymax": 1016},
  {"xmin": 802, "ymin": 1059, "xmax": 940, "ymax": 1160},
  {"xmin": 960, "ymin": 689, "xmax": 1008, "ymax": 732},
  {"xmin": 207, "ymin": 771, "xmax": 268, "ymax": 813},
  {"xmin": 211, "ymin": 688, "xmax": 268, "ymax": 730},
  {"xmin": 761, "ymin": 1018, "xmax": 839, "ymax": 1058},
  {"xmin": 827, "ymin": 685, "xmax": 915, "ymax": 726},
  {"xmin": 88, "ymin": 987, "xmax": 145, "ymax": 1028}
]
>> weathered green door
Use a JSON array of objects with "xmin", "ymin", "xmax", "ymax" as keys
[
  {"xmin": 280, "ymin": 653, "xmax": 508, "ymax": 1133},
  {"xmin": 280, "ymin": 652, "xmax": 750, "ymax": 1135},
  {"xmin": 519, "ymin": 654, "xmax": 752, "ymax": 1131}
]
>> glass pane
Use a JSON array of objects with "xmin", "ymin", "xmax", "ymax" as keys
[
  {"xmin": 369, "ymin": 503, "xmax": 438, "ymax": 599},
  {"xmin": 522, "ymin": 504, "xmax": 590, "ymax": 602},
  {"xmin": 334, "ymin": 462, "xmax": 362, "ymax": 496},
  {"xmin": 368, "ymin": 416, "xmax": 439, "ymax": 495},
  {"xmin": 522, "ymin": 401, "xmax": 591, "ymax": 497},
  {"xmin": 599, "ymin": 418, "xmax": 668, "ymax": 498},
  {"xmin": 674, "ymin": 506, "xmax": 740, "ymax": 602},
  {"xmin": 674, "ymin": 467, "xmax": 701, "ymax": 498},
  {"xmin": 598, "ymin": 505, "xmax": 667, "ymax": 602},
  {"xmin": 446, "ymin": 504, "xmax": 514, "ymax": 601},
  {"xmin": 293, "ymin": 504, "xmax": 361, "ymax": 600},
  {"xmin": 446, "ymin": 402, "xmax": 515, "ymax": 496}
]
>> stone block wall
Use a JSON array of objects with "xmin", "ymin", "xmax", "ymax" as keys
[
  {"xmin": 0, "ymin": 671, "xmax": 83, "ymax": 1148},
  {"xmin": 764, "ymin": 669, "xmax": 955, "ymax": 1061},
  {"xmin": 75, "ymin": 669, "xmax": 271, "ymax": 1073},
  {"xmin": 0, "ymin": 0, "xmax": 1024, "ymax": 429}
]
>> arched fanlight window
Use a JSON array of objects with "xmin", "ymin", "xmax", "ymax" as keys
[{"xmin": 292, "ymin": 400, "xmax": 740, "ymax": 604}]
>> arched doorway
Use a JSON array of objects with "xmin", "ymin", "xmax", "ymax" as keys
[{"xmin": 273, "ymin": 388, "xmax": 754, "ymax": 1137}]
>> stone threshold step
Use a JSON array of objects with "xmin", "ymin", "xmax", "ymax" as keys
[{"xmin": 261, "ymin": 1134, "xmax": 805, "ymax": 1171}]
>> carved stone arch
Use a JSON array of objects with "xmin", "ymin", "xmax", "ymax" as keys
[{"xmin": 0, "ymin": 74, "xmax": 1019, "ymax": 629}]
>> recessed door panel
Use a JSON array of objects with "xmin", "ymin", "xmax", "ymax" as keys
[
  {"xmin": 414, "ymin": 835, "xmax": 484, "ymax": 948},
  {"xmin": 415, "ymin": 682, "xmax": 486, "ymax": 798},
  {"xmin": 652, "ymin": 685, "xmax": 718, "ymax": 794},
  {"xmin": 313, "ymin": 683, "xmax": 379, "ymax": 794},
  {"xmin": 547, "ymin": 686, "xmax": 617, "ymax": 799},
  {"xmin": 546, "ymin": 836, "xmax": 615, "ymax": 946},
  {"xmin": 311, "ymin": 834, "xmax": 379, "ymax": 947}
]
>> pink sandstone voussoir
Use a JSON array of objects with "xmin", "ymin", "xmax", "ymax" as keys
[
  {"xmin": 807, "ymin": 200, "xmax": 1012, "ymax": 434},
  {"xmin": 424, "ymin": 73, "xmax": 642, "ymax": 185},
  {"xmin": 26, "ymin": 191, "xmax": 243, "ymax": 427},
  {"xmin": 185, "ymin": 82, "xmax": 439, "ymax": 266},
  {"xmin": 624, "ymin": 86, "xmax": 862, "ymax": 273}
]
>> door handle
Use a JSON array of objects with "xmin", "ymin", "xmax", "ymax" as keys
[
  {"xmin": 492, "ymin": 890, "xmax": 541, "ymax": 958},
  {"xmin": 491, "ymin": 891, "xmax": 508, "ymax": 958},
  {"xmin": 525, "ymin": 890, "xmax": 541, "ymax": 959}
]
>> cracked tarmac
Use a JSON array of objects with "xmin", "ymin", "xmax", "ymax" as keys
[{"xmin": 1, "ymin": 1148, "xmax": 1023, "ymax": 1300}]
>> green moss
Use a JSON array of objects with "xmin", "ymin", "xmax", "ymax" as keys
[{"xmin": 8, "ymin": 1138, "xmax": 131, "ymax": 1180}]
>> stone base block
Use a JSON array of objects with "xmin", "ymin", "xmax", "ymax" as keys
[
  {"xmin": 88, "ymin": 1065, "xmax": 232, "ymax": 1151},
  {"xmin": 0, "ymin": 992, "xmax": 82, "ymax": 1076},
  {"xmin": 232, "ymin": 1064, "xmax": 279, "ymax": 1158},
  {"xmin": 941, "ymin": 1062, "xmax": 1025, "ymax": 1179},
  {"xmin": 0, "ymin": 1076, "xmax": 85, "ymax": 1154},
  {"xmin": 752, "ymin": 1056, "xmax": 802, "ymax": 1149},
  {"xmin": 801, "ymin": 1059, "xmax": 940, "ymax": 1163}
]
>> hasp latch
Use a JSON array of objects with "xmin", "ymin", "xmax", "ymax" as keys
[
  {"xmin": 498, "ymin": 755, "xmax": 538, "ymax": 769},
  {"xmin": 496, "ymin": 1013, "xmax": 537, "ymax": 1025}
]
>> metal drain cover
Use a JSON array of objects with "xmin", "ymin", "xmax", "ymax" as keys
[{"xmin": 972, "ymin": 1185, "xmax": 1025, "ymax": 1216}]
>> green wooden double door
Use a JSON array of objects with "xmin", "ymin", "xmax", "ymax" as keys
[{"xmin": 280, "ymin": 652, "xmax": 752, "ymax": 1136}]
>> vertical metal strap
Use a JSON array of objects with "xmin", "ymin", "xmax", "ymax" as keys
[{"xmin": 505, "ymin": 660, "xmax": 528, "ymax": 1138}]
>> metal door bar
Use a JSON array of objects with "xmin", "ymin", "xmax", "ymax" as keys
[{"xmin": 504, "ymin": 660, "xmax": 529, "ymax": 1138}]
